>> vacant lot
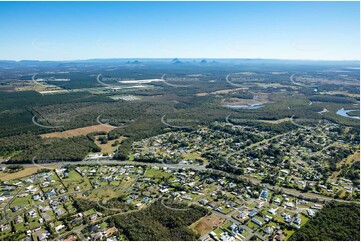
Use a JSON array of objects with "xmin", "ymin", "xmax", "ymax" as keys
[
  {"xmin": 38, "ymin": 89, "xmax": 69, "ymax": 94},
  {"xmin": 144, "ymin": 169, "xmax": 173, "ymax": 179},
  {"xmin": 40, "ymin": 124, "xmax": 116, "ymax": 138},
  {"xmin": 330, "ymin": 150, "xmax": 361, "ymax": 179},
  {"xmin": 221, "ymin": 93, "xmax": 269, "ymax": 106},
  {"xmin": 75, "ymin": 187, "xmax": 125, "ymax": 202},
  {"xmin": 259, "ymin": 118, "xmax": 292, "ymax": 124},
  {"xmin": 0, "ymin": 166, "xmax": 55, "ymax": 181},
  {"xmin": 190, "ymin": 213, "xmax": 226, "ymax": 236},
  {"xmin": 336, "ymin": 151, "xmax": 360, "ymax": 170},
  {"xmin": 196, "ymin": 87, "xmax": 248, "ymax": 96},
  {"xmin": 93, "ymin": 135, "xmax": 125, "ymax": 154}
]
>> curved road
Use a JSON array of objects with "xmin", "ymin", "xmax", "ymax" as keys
[{"xmin": 1, "ymin": 159, "xmax": 355, "ymax": 204}]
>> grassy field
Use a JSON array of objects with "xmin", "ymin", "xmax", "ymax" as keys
[
  {"xmin": 331, "ymin": 150, "xmax": 360, "ymax": 179},
  {"xmin": 339, "ymin": 150, "xmax": 360, "ymax": 167},
  {"xmin": 84, "ymin": 208, "xmax": 96, "ymax": 216},
  {"xmin": 246, "ymin": 220, "xmax": 259, "ymax": 229},
  {"xmin": 283, "ymin": 228, "xmax": 295, "ymax": 240},
  {"xmin": 144, "ymin": 169, "xmax": 173, "ymax": 179},
  {"xmin": 62, "ymin": 170, "xmax": 92, "ymax": 191},
  {"xmin": 79, "ymin": 187, "xmax": 126, "ymax": 202},
  {"xmin": 14, "ymin": 81, "xmax": 66, "ymax": 93},
  {"xmin": 259, "ymin": 118, "xmax": 292, "ymax": 124},
  {"xmin": 0, "ymin": 166, "xmax": 55, "ymax": 181},
  {"xmin": 38, "ymin": 89, "xmax": 69, "ymax": 94},
  {"xmin": 40, "ymin": 124, "xmax": 116, "ymax": 138},
  {"xmin": 119, "ymin": 176, "xmax": 137, "ymax": 189},
  {"xmin": 93, "ymin": 135, "xmax": 125, "ymax": 154}
]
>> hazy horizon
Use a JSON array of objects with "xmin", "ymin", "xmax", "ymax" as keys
[{"xmin": 1, "ymin": 58, "xmax": 360, "ymax": 63}]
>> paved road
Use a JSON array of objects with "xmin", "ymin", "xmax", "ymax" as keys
[
  {"xmin": 1, "ymin": 159, "xmax": 355, "ymax": 204},
  {"xmin": 213, "ymin": 210, "xmax": 251, "ymax": 233},
  {"xmin": 2, "ymin": 159, "xmax": 206, "ymax": 171},
  {"xmin": 0, "ymin": 156, "xmax": 355, "ymax": 228},
  {"xmin": 257, "ymin": 180, "xmax": 355, "ymax": 204},
  {"xmin": 3, "ymin": 186, "xmax": 25, "ymax": 222},
  {"xmin": 198, "ymin": 210, "xmax": 253, "ymax": 241},
  {"xmin": 2, "ymin": 184, "xmax": 134, "ymax": 225},
  {"xmin": 212, "ymin": 210, "xmax": 267, "ymax": 241},
  {"xmin": 53, "ymin": 197, "xmax": 159, "ymax": 241},
  {"xmin": 2, "ymin": 158, "xmax": 357, "ymax": 242}
]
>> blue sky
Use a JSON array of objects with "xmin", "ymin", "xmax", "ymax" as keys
[{"xmin": 0, "ymin": 1, "xmax": 359, "ymax": 60}]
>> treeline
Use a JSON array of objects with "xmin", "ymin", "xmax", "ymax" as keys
[
  {"xmin": 227, "ymin": 91, "xmax": 254, "ymax": 99},
  {"xmin": 289, "ymin": 202, "xmax": 360, "ymax": 241},
  {"xmin": 3, "ymin": 135, "xmax": 100, "ymax": 163},
  {"xmin": 324, "ymin": 146, "xmax": 354, "ymax": 173},
  {"xmin": 107, "ymin": 200, "xmax": 208, "ymax": 241},
  {"xmin": 340, "ymin": 160, "xmax": 360, "ymax": 186},
  {"xmin": 74, "ymin": 197, "xmax": 136, "ymax": 216},
  {"xmin": 204, "ymin": 154, "xmax": 244, "ymax": 175},
  {"xmin": 309, "ymin": 95, "xmax": 356, "ymax": 104},
  {"xmin": 211, "ymin": 119, "xmax": 296, "ymax": 138},
  {"xmin": 210, "ymin": 123, "xmax": 264, "ymax": 141},
  {"xmin": 0, "ymin": 134, "xmax": 39, "ymax": 157},
  {"xmin": 242, "ymin": 121, "xmax": 297, "ymax": 134},
  {"xmin": 0, "ymin": 90, "xmax": 108, "ymax": 111},
  {"xmin": 0, "ymin": 108, "xmax": 44, "ymax": 138},
  {"xmin": 113, "ymin": 118, "xmax": 167, "ymax": 160},
  {"xmin": 0, "ymin": 91, "xmax": 113, "ymax": 137}
]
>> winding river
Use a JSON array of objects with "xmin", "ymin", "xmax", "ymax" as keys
[{"xmin": 336, "ymin": 108, "xmax": 360, "ymax": 120}]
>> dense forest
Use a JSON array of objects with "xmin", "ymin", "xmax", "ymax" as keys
[
  {"xmin": 289, "ymin": 202, "xmax": 360, "ymax": 241},
  {"xmin": 0, "ymin": 63, "xmax": 359, "ymax": 169},
  {"xmin": 2, "ymin": 134, "xmax": 100, "ymax": 163},
  {"xmin": 107, "ymin": 200, "xmax": 209, "ymax": 241}
]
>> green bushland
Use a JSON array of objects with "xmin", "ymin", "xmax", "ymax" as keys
[
  {"xmin": 2, "ymin": 135, "xmax": 100, "ymax": 163},
  {"xmin": 289, "ymin": 202, "xmax": 360, "ymax": 241},
  {"xmin": 107, "ymin": 199, "xmax": 208, "ymax": 241}
]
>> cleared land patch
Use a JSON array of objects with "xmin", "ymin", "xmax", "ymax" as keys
[
  {"xmin": 337, "ymin": 151, "xmax": 360, "ymax": 168},
  {"xmin": 38, "ymin": 90, "xmax": 69, "ymax": 94},
  {"xmin": 259, "ymin": 118, "xmax": 292, "ymax": 124},
  {"xmin": 93, "ymin": 135, "xmax": 126, "ymax": 154},
  {"xmin": 221, "ymin": 96, "xmax": 269, "ymax": 107},
  {"xmin": 0, "ymin": 166, "xmax": 55, "ymax": 181},
  {"xmin": 331, "ymin": 151, "xmax": 360, "ymax": 179},
  {"xmin": 40, "ymin": 124, "xmax": 116, "ymax": 138},
  {"xmin": 190, "ymin": 213, "xmax": 226, "ymax": 236},
  {"xmin": 196, "ymin": 87, "xmax": 248, "ymax": 96}
]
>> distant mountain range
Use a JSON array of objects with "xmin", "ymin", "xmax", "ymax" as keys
[{"xmin": 0, "ymin": 59, "xmax": 359, "ymax": 67}]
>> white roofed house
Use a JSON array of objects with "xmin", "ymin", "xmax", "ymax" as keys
[
  {"xmin": 311, "ymin": 204, "xmax": 323, "ymax": 210},
  {"xmin": 55, "ymin": 224, "xmax": 65, "ymax": 233},
  {"xmin": 264, "ymin": 226, "xmax": 274, "ymax": 235},
  {"xmin": 306, "ymin": 208, "xmax": 316, "ymax": 217}
]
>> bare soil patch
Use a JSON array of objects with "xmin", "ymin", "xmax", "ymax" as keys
[
  {"xmin": 259, "ymin": 118, "xmax": 291, "ymax": 124},
  {"xmin": 0, "ymin": 166, "xmax": 55, "ymax": 181},
  {"xmin": 40, "ymin": 124, "xmax": 116, "ymax": 138},
  {"xmin": 196, "ymin": 87, "xmax": 248, "ymax": 96},
  {"xmin": 190, "ymin": 213, "xmax": 226, "ymax": 236}
]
